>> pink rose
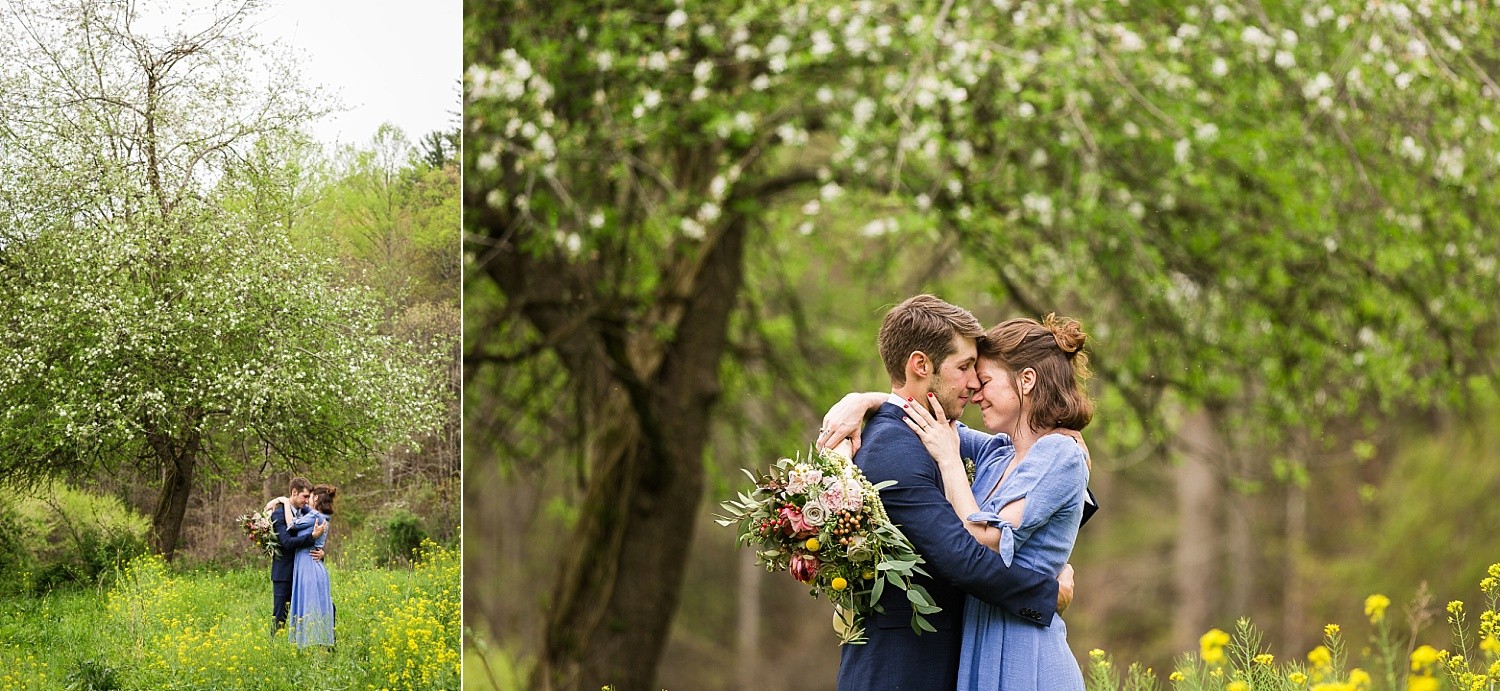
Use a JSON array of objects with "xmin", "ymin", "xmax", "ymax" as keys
[
  {"xmin": 790, "ymin": 553, "xmax": 821, "ymax": 583},
  {"xmin": 780, "ymin": 505, "xmax": 815, "ymax": 538}
]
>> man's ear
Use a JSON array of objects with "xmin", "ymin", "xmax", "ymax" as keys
[{"xmin": 907, "ymin": 351, "xmax": 930, "ymax": 380}]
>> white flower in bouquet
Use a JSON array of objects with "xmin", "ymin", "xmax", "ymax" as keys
[{"xmin": 802, "ymin": 498, "xmax": 830, "ymax": 527}]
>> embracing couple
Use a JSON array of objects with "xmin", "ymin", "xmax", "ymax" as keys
[
  {"xmin": 265, "ymin": 476, "xmax": 339, "ymax": 649},
  {"xmin": 819, "ymin": 294, "xmax": 1096, "ymax": 691}
]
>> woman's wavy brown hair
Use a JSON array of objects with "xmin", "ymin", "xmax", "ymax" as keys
[{"xmin": 977, "ymin": 313, "xmax": 1093, "ymax": 431}]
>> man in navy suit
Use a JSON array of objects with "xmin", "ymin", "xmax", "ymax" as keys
[
  {"xmin": 834, "ymin": 295, "xmax": 1073, "ymax": 691},
  {"xmin": 270, "ymin": 477, "xmax": 325, "ymax": 635}
]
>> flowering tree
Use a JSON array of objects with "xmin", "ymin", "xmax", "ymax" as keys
[
  {"xmin": 467, "ymin": 0, "xmax": 1500, "ymax": 685},
  {"xmin": 0, "ymin": 0, "xmax": 448, "ymax": 559}
]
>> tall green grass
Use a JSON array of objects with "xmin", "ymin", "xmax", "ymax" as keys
[{"xmin": 0, "ymin": 541, "xmax": 458, "ymax": 690}]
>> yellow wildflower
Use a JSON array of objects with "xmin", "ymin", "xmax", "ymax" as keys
[
  {"xmin": 1309, "ymin": 645, "xmax": 1333, "ymax": 667},
  {"xmin": 1169, "ymin": 671, "xmax": 1185, "ymax": 682},
  {"xmin": 1449, "ymin": 600, "xmax": 1465, "ymax": 616},
  {"xmin": 1325, "ymin": 623, "xmax": 1341, "ymax": 636},
  {"xmin": 1365, "ymin": 594, "xmax": 1391, "ymax": 623},
  {"xmin": 1482, "ymin": 577, "xmax": 1497, "ymax": 595},
  {"xmin": 1411, "ymin": 644, "xmax": 1441, "ymax": 672},
  {"xmin": 1227, "ymin": 682, "xmax": 1248, "ymax": 691},
  {"xmin": 1200, "ymin": 628, "xmax": 1231, "ymax": 665},
  {"xmin": 1255, "ymin": 653, "xmax": 1275, "ymax": 665},
  {"xmin": 1483, "ymin": 636, "xmax": 1500, "ymax": 656},
  {"xmin": 1289, "ymin": 671, "xmax": 1308, "ymax": 684},
  {"xmin": 1407, "ymin": 676, "xmax": 1439, "ymax": 691},
  {"xmin": 1349, "ymin": 668, "xmax": 1372, "ymax": 688},
  {"xmin": 1089, "ymin": 649, "xmax": 1107, "ymax": 661}
]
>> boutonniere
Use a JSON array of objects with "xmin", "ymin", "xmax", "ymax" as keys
[{"xmin": 964, "ymin": 457, "xmax": 976, "ymax": 485}]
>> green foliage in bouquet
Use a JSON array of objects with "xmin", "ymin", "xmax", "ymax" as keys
[{"xmin": 716, "ymin": 446, "xmax": 939, "ymax": 644}]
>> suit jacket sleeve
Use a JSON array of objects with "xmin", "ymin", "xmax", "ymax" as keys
[
  {"xmin": 274, "ymin": 510, "xmax": 316, "ymax": 551},
  {"xmin": 863, "ymin": 414, "xmax": 1059, "ymax": 625}
]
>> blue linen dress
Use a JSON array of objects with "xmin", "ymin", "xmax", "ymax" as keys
[
  {"xmin": 956, "ymin": 428, "xmax": 1089, "ymax": 690},
  {"xmin": 287, "ymin": 508, "xmax": 335, "ymax": 648}
]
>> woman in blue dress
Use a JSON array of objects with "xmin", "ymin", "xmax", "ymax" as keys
[
  {"xmin": 823, "ymin": 314, "xmax": 1093, "ymax": 690},
  {"xmin": 270, "ymin": 484, "xmax": 338, "ymax": 648}
]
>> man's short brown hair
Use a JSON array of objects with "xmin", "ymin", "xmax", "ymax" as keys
[
  {"xmin": 877, "ymin": 294, "xmax": 984, "ymax": 385},
  {"xmin": 289, "ymin": 477, "xmax": 312, "ymax": 493}
]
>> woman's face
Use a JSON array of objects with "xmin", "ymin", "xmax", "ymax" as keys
[{"xmin": 975, "ymin": 358, "xmax": 1021, "ymax": 434}]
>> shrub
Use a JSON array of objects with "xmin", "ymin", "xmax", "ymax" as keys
[
  {"xmin": 63, "ymin": 659, "xmax": 123, "ymax": 691},
  {"xmin": 0, "ymin": 503, "xmax": 33, "ymax": 596},
  {"xmin": 380, "ymin": 509, "xmax": 429, "ymax": 566},
  {"xmin": 1, "ymin": 483, "xmax": 149, "ymax": 594}
]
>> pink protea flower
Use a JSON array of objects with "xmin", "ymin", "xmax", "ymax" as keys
[{"xmin": 790, "ymin": 553, "xmax": 821, "ymax": 583}]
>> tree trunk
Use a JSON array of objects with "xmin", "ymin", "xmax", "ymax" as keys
[
  {"xmin": 526, "ymin": 217, "xmax": 750, "ymax": 691},
  {"xmin": 534, "ymin": 410, "xmax": 706, "ymax": 691},
  {"xmin": 1281, "ymin": 479, "xmax": 1308, "ymax": 653},
  {"xmin": 147, "ymin": 428, "xmax": 201, "ymax": 561},
  {"xmin": 1226, "ymin": 442, "xmax": 1255, "ymax": 618},
  {"xmin": 735, "ymin": 547, "xmax": 761, "ymax": 691},
  {"xmin": 1172, "ymin": 408, "xmax": 1222, "ymax": 650}
]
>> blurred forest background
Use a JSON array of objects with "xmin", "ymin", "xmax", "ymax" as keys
[{"xmin": 463, "ymin": 0, "xmax": 1500, "ymax": 689}]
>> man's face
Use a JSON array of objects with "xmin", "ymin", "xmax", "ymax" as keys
[
  {"xmin": 926, "ymin": 334, "xmax": 980, "ymax": 419},
  {"xmin": 290, "ymin": 489, "xmax": 311, "ymax": 510}
]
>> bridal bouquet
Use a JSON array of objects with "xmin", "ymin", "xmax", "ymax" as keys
[
  {"xmin": 716, "ymin": 447, "xmax": 939, "ymax": 644},
  {"xmin": 236, "ymin": 509, "xmax": 280, "ymax": 559}
]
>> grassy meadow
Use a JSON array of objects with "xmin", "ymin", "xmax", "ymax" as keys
[{"xmin": 0, "ymin": 541, "xmax": 459, "ymax": 690}]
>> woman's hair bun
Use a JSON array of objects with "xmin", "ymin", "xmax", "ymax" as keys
[{"xmin": 1042, "ymin": 313, "xmax": 1087, "ymax": 355}]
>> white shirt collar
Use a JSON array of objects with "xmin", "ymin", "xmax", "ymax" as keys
[{"xmin": 887, "ymin": 392, "xmax": 908, "ymax": 407}]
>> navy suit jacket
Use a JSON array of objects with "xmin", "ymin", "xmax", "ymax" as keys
[
  {"xmin": 270, "ymin": 506, "xmax": 316, "ymax": 583},
  {"xmin": 838, "ymin": 404, "xmax": 1059, "ymax": 691}
]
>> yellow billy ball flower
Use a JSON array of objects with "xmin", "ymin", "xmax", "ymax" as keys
[
  {"xmin": 806, "ymin": 537, "xmax": 821, "ymax": 551},
  {"xmin": 1364, "ymin": 594, "xmax": 1390, "ymax": 623},
  {"xmin": 831, "ymin": 577, "xmax": 848, "ymax": 591},
  {"xmin": 1411, "ymin": 644, "xmax": 1441, "ymax": 672}
]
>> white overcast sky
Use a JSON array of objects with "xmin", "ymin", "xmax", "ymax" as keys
[{"xmin": 251, "ymin": 0, "xmax": 461, "ymax": 147}]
